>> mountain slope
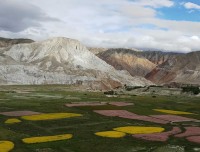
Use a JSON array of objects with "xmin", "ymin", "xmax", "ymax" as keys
[
  {"xmin": 134, "ymin": 51, "xmax": 180, "ymax": 65},
  {"xmin": 0, "ymin": 37, "xmax": 34, "ymax": 48},
  {"xmin": 98, "ymin": 49, "xmax": 157, "ymax": 77},
  {"xmin": 97, "ymin": 48, "xmax": 193, "ymax": 85},
  {"xmin": 0, "ymin": 37, "xmax": 153, "ymax": 89},
  {"xmin": 87, "ymin": 47, "xmax": 108, "ymax": 54},
  {"xmin": 146, "ymin": 51, "xmax": 200, "ymax": 85}
]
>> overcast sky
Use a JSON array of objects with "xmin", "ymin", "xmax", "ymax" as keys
[{"xmin": 1, "ymin": 0, "xmax": 200, "ymax": 52}]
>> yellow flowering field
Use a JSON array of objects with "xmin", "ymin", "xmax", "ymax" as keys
[
  {"xmin": 95, "ymin": 131, "xmax": 126, "ymax": 138},
  {"xmin": 22, "ymin": 134, "xmax": 73, "ymax": 144},
  {"xmin": 114, "ymin": 126, "xmax": 164, "ymax": 134},
  {"xmin": 5, "ymin": 118, "xmax": 21, "ymax": 124},
  {"xmin": 153, "ymin": 109, "xmax": 194, "ymax": 115},
  {"xmin": 0, "ymin": 141, "xmax": 14, "ymax": 152},
  {"xmin": 21, "ymin": 113, "xmax": 82, "ymax": 121}
]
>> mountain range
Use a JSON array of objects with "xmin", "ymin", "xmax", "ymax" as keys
[
  {"xmin": 97, "ymin": 48, "xmax": 200, "ymax": 86},
  {"xmin": 0, "ymin": 37, "xmax": 200, "ymax": 89},
  {"xmin": 0, "ymin": 37, "xmax": 152, "ymax": 90}
]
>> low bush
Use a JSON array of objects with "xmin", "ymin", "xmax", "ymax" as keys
[
  {"xmin": 104, "ymin": 90, "xmax": 117, "ymax": 95},
  {"xmin": 182, "ymin": 86, "xmax": 200, "ymax": 95},
  {"xmin": 125, "ymin": 86, "xmax": 144, "ymax": 91}
]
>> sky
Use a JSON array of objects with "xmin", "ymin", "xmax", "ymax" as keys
[{"xmin": 1, "ymin": 0, "xmax": 200, "ymax": 52}]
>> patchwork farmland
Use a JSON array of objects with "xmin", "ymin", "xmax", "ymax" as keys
[{"xmin": 0, "ymin": 85, "xmax": 200, "ymax": 152}]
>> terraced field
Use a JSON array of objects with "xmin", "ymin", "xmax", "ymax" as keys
[{"xmin": 0, "ymin": 85, "xmax": 200, "ymax": 152}]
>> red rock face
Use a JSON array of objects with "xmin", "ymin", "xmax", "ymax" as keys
[
  {"xmin": 132, "ymin": 127, "xmax": 182, "ymax": 142},
  {"xmin": 175, "ymin": 127, "xmax": 200, "ymax": 138},
  {"xmin": 145, "ymin": 68, "xmax": 177, "ymax": 84}
]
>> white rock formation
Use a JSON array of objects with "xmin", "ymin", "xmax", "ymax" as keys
[{"xmin": 0, "ymin": 37, "xmax": 153, "ymax": 89}]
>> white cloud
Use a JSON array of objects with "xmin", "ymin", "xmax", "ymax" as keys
[
  {"xmin": 1, "ymin": 0, "xmax": 200, "ymax": 53},
  {"xmin": 133, "ymin": 0, "xmax": 174, "ymax": 8},
  {"xmin": 0, "ymin": 0, "xmax": 59, "ymax": 32},
  {"xmin": 121, "ymin": 5, "xmax": 156, "ymax": 18},
  {"xmin": 184, "ymin": 2, "xmax": 200, "ymax": 10}
]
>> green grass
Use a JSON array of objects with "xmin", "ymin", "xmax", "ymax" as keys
[{"xmin": 0, "ymin": 85, "xmax": 200, "ymax": 152}]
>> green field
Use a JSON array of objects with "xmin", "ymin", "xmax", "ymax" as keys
[{"xmin": 0, "ymin": 85, "xmax": 200, "ymax": 152}]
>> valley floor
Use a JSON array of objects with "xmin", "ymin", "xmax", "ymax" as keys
[{"xmin": 0, "ymin": 85, "xmax": 200, "ymax": 152}]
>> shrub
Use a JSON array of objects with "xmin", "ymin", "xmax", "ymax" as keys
[
  {"xmin": 182, "ymin": 86, "xmax": 200, "ymax": 95},
  {"xmin": 125, "ymin": 86, "xmax": 144, "ymax": 91},
  {"xmin": 104, "ymin": 90, "xmax": 116, "ymax": 95}
]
